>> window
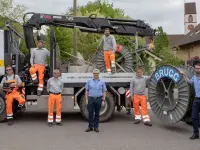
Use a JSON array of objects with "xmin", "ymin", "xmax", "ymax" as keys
[{"xmin": 188, "ymin": 15, "xmax": 193, "ymax": 23}]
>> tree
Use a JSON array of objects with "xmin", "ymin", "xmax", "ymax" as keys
[
  {"xmin": 48, "ymin": 0, "xmax": 146, "ymax": 63},
  {"xmin": 0, "ymin": 0, "xmax": 27, "ymax": 23},
  {"xmin": 154, "ymin": 27, "xmax": 184, "ymax": 67}
]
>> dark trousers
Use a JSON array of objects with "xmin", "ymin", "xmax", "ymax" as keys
[
  {"xmin": 192, "ymin": 98, "xmax": 200, "ymax": 136},
  {"xmin": 87, "ymin": 96, "xmax": 102, "ymax": 129}
]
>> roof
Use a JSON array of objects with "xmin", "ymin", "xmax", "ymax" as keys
[
  {"xmin": 168, "ymin": 34, "xmax": 184, "ymax": 47},
  {"xmin": 172, "ymin": 23, "xmax": 200, "ymax": 48},
  {"xmin": 184, "ymin": 2, "xmax": 196, "ymax": 14}
]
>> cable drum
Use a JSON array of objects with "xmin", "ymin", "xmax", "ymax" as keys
[
  {"xmin": 148, "ymin": 65, "xmax": 195, "ymax": 124},
  {"xmin": 95, "ymin": 44, "xmax": 133, "ymax": 73}
]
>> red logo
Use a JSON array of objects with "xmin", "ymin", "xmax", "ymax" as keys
[{"xmin": 41, "ymin": 15, "xmax": 52, "ymax": 19}]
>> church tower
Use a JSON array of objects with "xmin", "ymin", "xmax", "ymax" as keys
[{"xmin": 184, "ymin": 1, "xmax": 197, "ymax": 34}]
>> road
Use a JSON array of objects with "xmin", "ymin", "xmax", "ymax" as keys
[{"xmin": 0, "ymin": 109, "xmax": 199, "ymax": 150}]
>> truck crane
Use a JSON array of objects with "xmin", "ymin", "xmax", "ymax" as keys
[{"xmin": 0, "ymin": 12, "xmax": 156, "ymax": 122}]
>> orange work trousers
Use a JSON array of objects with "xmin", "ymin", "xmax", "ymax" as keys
[
  {"xmin": 29, "ymin": 64, "xmax": 45, "ymax": 91},
  {"xmin": 133, "ymin": 95, "xmax": 150, "ymax": 122},
  {"xmin": 48, "ymin": 94, "xmax": 62, "ymax": 123},
  {"xmin": 104, "ymin": 50, "xmax": 115, "ymax": 73},
  {"xmin": 6, "ymin": 89, "xmax": 25, "ymax": 120}
]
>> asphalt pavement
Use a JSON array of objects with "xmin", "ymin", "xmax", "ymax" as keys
[{"xmin": 0, "ymin": 109, "xmax": 199, "ymax": 150}]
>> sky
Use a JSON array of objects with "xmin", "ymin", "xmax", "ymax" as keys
[{"xmin": 13, "ymin": 0, "xmax": 200, "ymax": 34}]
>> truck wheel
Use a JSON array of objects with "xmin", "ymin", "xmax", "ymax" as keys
[
  {"xmin": 0, "ymin": 94, "xmax": 6, "ymax": 122},
  {"xmin": 80, "ymin": 92, "xmax": 115, "ymax": 122}
]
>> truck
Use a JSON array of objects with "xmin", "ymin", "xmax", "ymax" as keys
[{"xmin": 0, "ymin": 12, "xmax": 156, "ymax": 122}]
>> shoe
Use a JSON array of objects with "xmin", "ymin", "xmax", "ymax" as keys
[
  {"xmin": 37, "ymin": 90, "xmax": 42, "ymax": 96},
  {"xmin": 56, "ymin": 122, "xmax": 62, "ymax": 126},
  {"xmin": 48, "ymin": 123, "xmax": 53, "ymax": 127},
  {"xmin": 144, "ymin": 121, "xmax": 152, "ymax": 127},
  {"xmin": 8, "ymin": 119, "xmax": 13, "ymax": 126},
  {"xmin": 94, "ymin": 128, "xmax": 99, "ymax": 133},
  {"xmin": 190, "ymin": 134, "xmax": 199, "ymax": 140},
  {"xmin": 85, "ymin": 128, "xmax": 93, "ymax": 132},
  {"xmin": 134, "ymin": 119, "xmax": 141, "ymax": 124}
]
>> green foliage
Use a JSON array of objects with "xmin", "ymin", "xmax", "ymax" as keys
[
  {"xmin": 51, "ymin": 0, "xmax": 145, "ymax": 62},
  {"xmin": 154, "ymin": 26, "xmax": 184, "ymax": 67},
  {"xmin": 0, "ymin": 0, "xmax": 27, "ymax": 23}
]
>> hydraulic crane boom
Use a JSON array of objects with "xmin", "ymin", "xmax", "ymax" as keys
[{"xmin": 23, "ymin": 12, "xmax": 155, "ymax": 49}]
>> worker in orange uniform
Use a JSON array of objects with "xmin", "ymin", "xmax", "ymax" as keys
[
  {"xmin": 98, "ymin": 28, "xmax": 116, "ymax": 73},
  {"xmin": 29, "ymin": 40, "xmax": 50, "ymax": 96},
  {"xmin": 130, "ymin": 66, "xmax": 153, "ymax": 126},
  {"xmin": 47, "ymin": 69, "xmax": 63, "ymax": 127},
  {"xmin": 1, "ymin": 65, "xmax": 25, "ymax": 126}
]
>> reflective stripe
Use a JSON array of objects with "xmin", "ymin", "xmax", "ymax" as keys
[
  {"xmin": 143, "ymin": 115, "xmax": 149, "ymax": 119},
  {"xmin": 48, "ymin": 116, "xmax": 53, "ymax": 119},
  {"xmin": 143, "ymin": 118, "xmax": 150, "ymax": 122},
  {"xmin": 135, "ymin": 115, "xmax": 141, "ymax": 120},
  {"xmin": 48, "ymin": 119, "xmax": 53, "ymax": 123},
  {"xmin": 107, "ymin": 69, "xmax": 111, "ymax": 71},
  {"xmin": 31, "ymin": 73, "xmax": 37, "ymax": 77},
  {"xmin": 32, "ymin": 77, "xmax": 37, "ymax": 80},
  {"xmin": 111, "ymin": 61, "xmax": 115, "ymax": 64},
  {"xmin": 38, "ymin": 84, "xmax": 44, "ymax": 87},
  {"xmin": 111, "ymin": 64, "xmax": 115, "ymax": 67},
  {"xmin": 56, "ymin": 116, "xmax": 61, "ymax": 119},
  {"xmin": 56, "ymin": 119, "xmax": 61, "ymax": 122},
  {"xmin": 38, "ymin": 87, "xmax": 43, "ymax": 91},
  {"xmin": 7, "ymin": 114, "xmax": 13, "ymax": 117},
  {"xmin": 7, "ymin": 116, "xmax": 13, "ymax": 119}
]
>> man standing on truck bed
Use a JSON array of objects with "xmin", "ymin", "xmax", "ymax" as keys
[
  {"xmin": 29, "ymin": 40, "xmax": 50, "ymax": 96},
  {"xmin": 98, "ymin": 28, "xmax": 116, "ymax": 73},
  {"xmin": 1, "ymin": 65, "xmax": 25, "ymax": 126},
  {"xmin": 130, "ymin": 66, "xmax": 152, "ymax": 127},
  {"xmin": 85, "ymin": 69, "xmax": 107, "ymax": 133},
  {"xmin": 181, "ymin": 62, "xmax": 200, "ymax": 140},
  {"xmin": 47, "ymin": 69, "xmax": 63, "ymax": 127}
]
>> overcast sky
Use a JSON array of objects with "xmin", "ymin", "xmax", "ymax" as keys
[{"xmin": 14, "ymin": 0, "xmax": 200, "ymax": 34}]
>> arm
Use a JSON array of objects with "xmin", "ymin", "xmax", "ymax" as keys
[
  {"xmin": 112, "ymin": 35, "xmax": 117, "ymax": 52},
  {"xmin": 46, "ymin": 48, "xmax": 50, "ymax": 57},
  {"xmin": 60, "ymin": 81, "xmax": 64, "ymax": 92},
  {"xmin": 181, "ymin": 71, "xmax": 193, "ymax": 84},
  {"xmin": 130, "ymin": 79, "xmax": 135, "ymax": 98},
  {"xmin": 30, "ymin": 49, "xmax": 35, "ymax": 66},
  {"xmin": 102, "ymin": 81, "xmax": 107, "ymax": 101},
  {"xmin": 47, "ymin": 79, "xmax": 51, "ymax": 93},
  {"xmin": 85, "ymin": 80, "xmax": 90, "ymax": 102}
]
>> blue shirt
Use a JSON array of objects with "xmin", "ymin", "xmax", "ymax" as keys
[
  {"xmin": 190, "ymin": 75, "xmax": 200, "ymax": 97},
  {"xmin": 85, "ymin": 78, "xmax": 107, "ymax": 97}
]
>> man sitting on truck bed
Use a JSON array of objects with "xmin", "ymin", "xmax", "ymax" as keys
[
  {"xmin": 98, "ymin": 28, "xmax": 116, "ymax": 73},
  {"xmin": 29, "ymin": 40, "xmax": 50, "ymax": 96},
  {"xmin": 1, "ymin": 65, "xmax": 25, "ymax": 126}
]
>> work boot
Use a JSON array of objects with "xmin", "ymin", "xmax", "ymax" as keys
[
  {"xmin": 134, "ymin": 119, "xmax": 141, "ymax": 124},
  {"xmin": 190, "ymin": 134, "xmax": 199, "ymax": 140},
  {"xmin": 144, "ymin": 121, "xmax": 152, "ymax": 127},
  {"xmin": 18, "ymin": 104, "xmax": 24, "ymax": 108},
  {"xmin": 7, "ymin": 119, "xmax": 13, "ymax": 126},
  {"xmin": 37, "ymin": 90, "xmax": 42, "ymax": 96},
  {"xmin": 56, "ymin": 122, "xmax": 62, "ymax": 126},
  {"xmin": 48, "ymin": 123, "xmax": 53, "ymax": 127},
  {"xmin": 85, "ymin": 128, "xmax": 93, "ymax": 132},
  {"xmin": 94, "ymin": 128, "xmax": 99, "ymax": 133},
  {"xmin": 33, "ymin": 79, "xmax": 38, "ymax": 84}
]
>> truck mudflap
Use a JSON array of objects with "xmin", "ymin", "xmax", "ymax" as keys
[{"xmin": 148, "ymin": 65, "xmax": 195, "ymax": 124}]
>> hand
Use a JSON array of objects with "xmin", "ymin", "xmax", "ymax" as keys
[
  {"xmin": 8, "ymin": 89, "xmax": 12, "ymax": 92},
  {"xmin": 86, "ymin": 99, "xmax": 88, "ymax": 105},
  {"xmin": 102, "ymin": 100, "xmax": 105, "ymax": 107},
  {"xmin": 111, "ymin": 51, "xmax": 115, "ymax": 54},
  {"xmin": 10, "ymin": 83, "xmax": 16, "ymax": 87},
  {"xmin": 180, "ymin": 71, "xmax": 185, "ymax": 75}
]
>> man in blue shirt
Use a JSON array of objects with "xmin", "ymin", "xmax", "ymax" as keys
[
  {"xmin": 85, "ymin": 69, "xmax": 107, "ymax": 133},
  {"xmin": 181, "ymin": 62, "xmax": 200, "ymax": 140}
]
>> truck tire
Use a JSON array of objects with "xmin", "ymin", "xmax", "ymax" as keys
[
  {"xmin": 0, "ymin": 93, "xmax": 6, "ymax": 122},
  {"xmin": 80, "ymin": 91, "xmax": 115, "ymax": 122}
]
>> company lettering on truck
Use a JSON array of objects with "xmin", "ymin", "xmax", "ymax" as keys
[{"xmin": 153, "ymin": 66, "xmax": 181, "ymax": 83}]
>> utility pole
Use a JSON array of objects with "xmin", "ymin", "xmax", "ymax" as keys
[{"xmin": 73, "ymin": 0, "xmax": 77, "ymax": 57}]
